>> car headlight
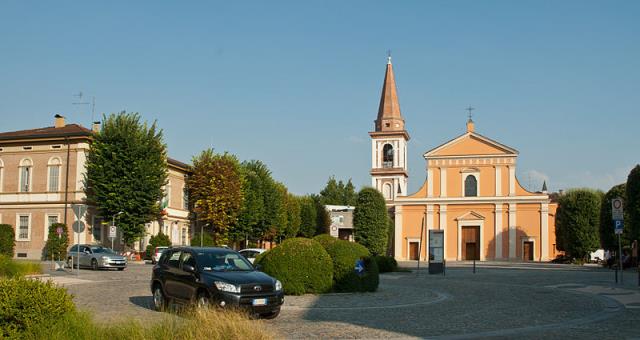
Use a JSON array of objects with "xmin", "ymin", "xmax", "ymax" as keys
[
  {"xmin": 275, "ymin": 280, "xmax": 283, "ymax": 292},
  {"xmin": 214, "ymin": 281, "xmax": 241, "ymax": 293},
  {"xmin": 101, "ymin": 256, "xmax": 110, "ymax": 262}
]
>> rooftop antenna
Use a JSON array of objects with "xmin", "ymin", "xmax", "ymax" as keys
[{"xmin": 72, "ymin": 91, "xmax": 96, "ymax": 125}]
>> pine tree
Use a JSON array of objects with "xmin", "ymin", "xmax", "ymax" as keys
[{"xmin": 85, "ymin": 112, "xmax": 168, "ymax": 246}]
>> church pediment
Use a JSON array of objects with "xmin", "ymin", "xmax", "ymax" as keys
[
  {"xmin": 456, "ymin": 211, "xmax": 485, "ymax": 221},
  {"xmin": 424, "ymin": 132, "xmax": 518, "ymax": 158}
]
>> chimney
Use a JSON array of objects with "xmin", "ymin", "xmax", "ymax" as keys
[
  {"xmin": 54, "ymin": 114, "xmax": 65, "ymax": 128},
  {"xmin": 92, "ymin": 121, "xmax": 101, "ymax": 133}
]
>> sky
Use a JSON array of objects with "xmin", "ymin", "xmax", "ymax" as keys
[{"xmin": 1, "ymin": 1, "xmax": 638, "ymax": 195}]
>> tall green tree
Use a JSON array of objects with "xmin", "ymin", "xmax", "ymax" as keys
[
  {"xmin": 285, "ymin": 193, "xmax": 302, "ymax": 238},
  {"xmin": 234, "ymin": 163, "xmax": 266, "ymax": 243},
  {"xmin": 599, "ymin": 184, "xmax": 628, "ymax": 251},
  {"xmin": 187, "ymin": 149, "xmax": 244, "ymax": 244},
  {"xmin": 44, "ymin": 223, "xmax": 69, "ymax": 260},
  {"xmin": 85, "ymin": 112, "xmax": 168, "ymax": 246},
  {"xmin": 627, "ymin": 165, "xmax": 640, "ymax": 243},
  {"xmin": 298, "ymin": 196, "xmax": 317, "ymax": 238},
  {"xmin": 313, "ymin": 194, "xmax": 331, "ymax": 235},
  {"xmin": 319, "ymin": 177, "xmax": 357, "ymax": 206},
  {"xmin": 555, "ymin": 188, "xmax": 602, "ymax": 260},
  {"xmin": 353, "ymin": 187, "xmax": 389, "ymax": 255}
]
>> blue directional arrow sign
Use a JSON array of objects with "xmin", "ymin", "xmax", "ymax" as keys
[
  {"xmin": 614, "ymin": 220, "xmax": 624, "ymax": 235},
  {"xmin": 354, "ymin": 259, "xmax": 365, "ymax": 276}
]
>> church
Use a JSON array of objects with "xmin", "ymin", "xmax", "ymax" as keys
[{"xmin": 369, "ymin": 57, "xmax": 558, "ymax": 262}]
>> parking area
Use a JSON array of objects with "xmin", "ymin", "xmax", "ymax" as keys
[{"xmin": 43, "ymin": 261, "xmax": 640, "ymax": 339}]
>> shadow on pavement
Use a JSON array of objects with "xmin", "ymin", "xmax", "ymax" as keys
[{"xmin": 129, "ymin": 296, "xmax": 154, "ymax": 310}]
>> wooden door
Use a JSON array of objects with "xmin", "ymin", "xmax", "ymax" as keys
[
  {"xmin": 409, "ymin": 242, "xmax": 419, "ymax": 260},
  {"xmin": 523, "ymin": 241, "xmax": 534, "ymax": 261},
  {"xmin": 461, "ymin": 226, "xmax": 480, "ymax": 260},
  {"xmin": 465, "ymin": 243, "xmax": 477, "ymax": 261}
]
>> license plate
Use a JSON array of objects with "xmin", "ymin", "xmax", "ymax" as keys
[{"xmin": 252, "ymin": 298, "xmax": 267, "ymax": 306}]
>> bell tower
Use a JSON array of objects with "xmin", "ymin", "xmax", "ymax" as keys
[{"xmin": 369, "ymin": 56, "xmax": 410, "ymax": 202}]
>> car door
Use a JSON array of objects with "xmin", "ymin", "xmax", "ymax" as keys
[
  {"xmin": 163, "ymin": 250, "xmax": 182, "ymax": 299},
  {"xmin": 174, "ymin": 251, "xmax": 198, "ymax": 301},
  {"xmin": 79, "ymin": 246, "xmax": 92, "ymax": 267}
]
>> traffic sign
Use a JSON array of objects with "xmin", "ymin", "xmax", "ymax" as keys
[
  {"xmin": 109, "ymin": 225, "xmax": 117, "ymax": 239},
  {"xmin": 72, "ymin": 220, "xmax": 85, "ymax": 233},
  {"xmin": 56, "ymin": 227, "xmax": 63, "ymax": 237},
  {"xmin": 72, "ymin": 204, "xmax": 87, "ymax": 219},
  {"xmin": 612, "ymin": 198, "xmax": 624, "ymax": 221},
  {"xmin": 354, "ymin": 259, "xmax": 364, "ymax": 276},
  {"xmin": 615, "ymin": 220, "xmax": 624, "ymax": 235}
]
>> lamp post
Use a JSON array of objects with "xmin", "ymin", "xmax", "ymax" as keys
[
  {"xmin": 201, "ymin": 223, "xmax": 210, "ymax": 247},
  {"xmin": 112, "ymin": 211, "xmax": 124, "ymax": 250}
]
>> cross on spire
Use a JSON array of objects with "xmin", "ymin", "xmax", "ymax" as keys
[
  {"xmin": 466, "ymin": 106, "xmax": 475, "ymax": 122},
  {"xmin": 387, "ymin": 50, "xmax": 392, "ymax": 64}
]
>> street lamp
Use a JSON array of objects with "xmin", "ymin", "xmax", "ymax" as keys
[
  {"xmin": 111, "ymin": 211, "xmax": 124, "ymax": 250},
  {"xmin": 201, "ymin": 223, "xmax": 210, "ymax": 247}
]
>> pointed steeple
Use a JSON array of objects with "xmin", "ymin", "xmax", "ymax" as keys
[
  {"xmin": 375, "ymin": 55, "xmax": 405, "ymax": 132},
  {"xmin": 542, "ymin": 181, "xmax": 548, "ymax": 193}
]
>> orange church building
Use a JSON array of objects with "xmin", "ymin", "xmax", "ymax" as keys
[{"xmin": 370, "ymin": 57, "xmax": 558, "ymax": 262}]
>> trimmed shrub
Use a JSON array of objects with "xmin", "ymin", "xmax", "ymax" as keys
[
  {"xmin": 44, "ymin": 223, "xmax": 69, "ymax": 261},
  {"xmin": 353, "ymin": 188, "xmax": 390, "ymax": 255},
  {"xmin": 374, "ymin": 255, "xmax": 398, "ymax": 273},
  {"xmin": 0, "ymin": 224, "xmax": 15, "ymax": 257},
  {"xmin": 313, "ymin": 234, "xmax": 337, "ymax": 249},
  {"xmin": 145, "ymin": 232, "xmax": 172, "ymax": 260},
  {"xmin": 324, "ymin": 240, "xmax": 378, "ymax": 292},
  {"xmin": 0, "ymin": 278, "xmax": 75, "ymax": 337},
  {"xmin": 256, "ymin": 238, "xmax": 333, "ymax": 295},
  {"xmin": 359, "ymin": 256, "xmax": 379, "ymax": 292}
]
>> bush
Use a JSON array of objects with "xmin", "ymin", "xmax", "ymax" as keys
[
  {"xmin": 353, "ymin": 188, "xmax": 390, "ymax": 255},
  {"xmin": 145, "ymin": 232, "xmax": 172, "ymax": 259},
  {"xmin": 0, "ymin": 278, "xmax": 75, "ymax": 337},
  {"xmin": 324, "ymin": 240, "xmax": 378, "ymax": 292},
  {"xmin": 0, "ymin": 255, "xmax": 42, "ymax": 278},
  {"xmin": 190, "ymin": 231, "xmax": 215, "ymax": 247},
  {"xmin": 0, "ymin": 224, "xmax": 15, "ymax": 257},
  {"xmin": 256, "ymin": 238, "xmax": 333, "ymax": 295},
  {"xmin": 313, "ymin": 234, "xmax": 337, "ymax": 249},
  {"xmin": 374, "ymin": 255, "xmax": 398, "ymax": 273},
  {"xmin": 44, "ymin": 223, "xmax": 69, "ymax": 261}
]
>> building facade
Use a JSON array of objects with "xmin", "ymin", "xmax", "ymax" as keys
[
  {"xmin": 0, "ymin": 115, "xmax": 191, "ymax": 259},
  {"xmin": 326, "ymin": 205, "xmax": 355, "ymax": 241},
  {"xmin": 370, "ymin": 59, "xmax": 558, "ymax": 262}
]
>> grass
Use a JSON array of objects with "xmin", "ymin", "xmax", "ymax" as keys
[
  {"xmin": 0, "ymin": 255, "xmax": 42, "ymax": 278},
  {"xmin": 22, "ymin": 308, "xmax": 277, "ymax": 340}
]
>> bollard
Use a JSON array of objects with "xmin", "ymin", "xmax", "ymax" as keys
[
  {"xmin": 443, "ymin": 259, "xmax": 446, "ymax": 276},
  {"xmin": 615, "ymin": 266, "xmax": 618, "ymax": 284},
  {"xmin": 473, "ymin": 259, "xmax": 476, "ymax": 274},
  {"xmin": 638, "ymin": 266, "xmax": 639, "ymax": 287}
]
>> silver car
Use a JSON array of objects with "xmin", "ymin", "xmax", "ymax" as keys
[{"xmin": 67, "ymin": 244, "xmax": 127, "ymax": 271}]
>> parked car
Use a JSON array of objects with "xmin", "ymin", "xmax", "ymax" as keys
[
  {"xmin": 150, "ymin": 247, "xmax": 284, "ymax": 319},
  {"xmin": 239, "ymin": 248, "xmax": 267, "ymax": 264},
  {"xmin": 67, "ymin": 244, "xmax": 127, "ymax": 270},
  {"xmin": 152, "ymin": 246, "xmax": 170, "ymax": 264}
]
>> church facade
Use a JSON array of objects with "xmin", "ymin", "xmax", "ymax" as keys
[{"xmin": 370, "ymin": 58, "xmax": 558, "ymax": 262}]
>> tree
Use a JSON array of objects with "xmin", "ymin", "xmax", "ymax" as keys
[
  {"xmin": 44, "ymin": 223, "xmax": 69, "ymax": 260},
  {"xmin": 600, "ymin": 184, "xmax": 627, "ymax": 251},
  {"xmin": 298, "ymin": 196, "xmax": 317, "ymax": 238},
  {"xmin": 285, "ymin": 193, "xmax": 302, "ymax": 238},
  {"xmin": 319, "ymin": 177, "xmax": 357, "ymax": 206},
  {"xmin": 555, "ymin": 189, "xmax": 602, "ymax": 260},
  {"xmin": 190, "ymin": 231, "xmax": 215, "ymax": 247},
  {"xmin": 145, "ymin": 232, "xmax": 172, "ymax": 259},
  {"xmin": 313, "ymin": 194, "xmax": 331, "ymax": 235},
  {"xmin": 627, "ymin": 165, "xmax": 640, "ymax": 243},
  {"xmin": 353, "ymin": 187, "xmax": 389, "ymax": 255},
  {"xmin": 0, "ymin": 224, "xmax": 15, "ymax": 257},
  {"xmin": 187, "ymin": 149, "xmax": 244, "ymax": 244},
  {"xmin": 234, "ymin": 163, "xmax": 265, "ymax": 244},
  {"xmin": 85, "ymin": 112, "xmax": 168, "ymax": 246}
]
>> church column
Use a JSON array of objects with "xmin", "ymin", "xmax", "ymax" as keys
[
  {"xmin": 394, "ymin": 140, "xmax": 399, "ymax": 168},
  {"xmin": 371, "ymin": 139, "xmax": 376, "ymax": 169},
  {"xmin": 439, "ymin": 205, "xmax": 448, "ymax": 260},
  {"xmin": 440, "ymin": 168, "xmax": 447, "ymax": 197},
  {"xmin": 495, "ymin": 204, "xmax": 503, "ymax": 259},
  {"xmin": 495, "ymin": 166, "xmax": 502, "ymax": 196},
  {"xmin": 508, "ymin": 203, "xmax": 517, "ymax": 259},
  {"xmin": 509, "ymin": 166, "xmax": 516, "ymax": 196},
  {"xmin": 427, "ymin": 168, "xmax": 434, "ymax": 197},
  {"xmin": 394, "ymin": 206, "xmax": 403, "ymax": 260},
  {"xmin": 541, "ymin": 203, "xmax": 549, "ymax": 261}
]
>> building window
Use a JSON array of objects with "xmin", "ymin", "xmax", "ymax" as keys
[
  {"xmin": 48, "ymin": 157, "xmax": 61, "ymax": 192},
  {"xmin": 465, "ymin": 175, "xmax": 478, "ymax": 197},
  {"xmin": 18, "ymin": 215, "xmax": 30, "ymax": 240},
  {"xmin": 383, "ymin": 183, "xmax": 392, "ymax": 199},
  {"xmin": 182, "ymin": 187, "xmax": 189, "ymax": 210},
  {"xmin": 382, "ymin": 144, "xmax": 394, "ymax": 168},
  {"xmin": 181, "ymin": 227, "xmax": 187, "ymax": 245},
  {"xmin": 45, "ymin": 214, "xmax": 59, "ymax": 241},
  {"xmin": 19, "ymin": 159, "xmax": 33, "ymax": 192}
]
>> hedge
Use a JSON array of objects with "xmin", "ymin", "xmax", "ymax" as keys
[
  {"xmin": 373, "ymin": 255, "xmax": 398, "ymax": 273},
  {"xmin": 324, "ymin": 240, "xmax": 378, "ymax": 292},
  {"xmin": 44, "ymin": 223, "xmax": 69, "ymax": 261},
  {"xmin": 0, "ymin": 278, "xmax": 75, "ymax": 338},
  {"xmin": 313, "ymin": 234, "xmax": 337, "ymax": 249},
  {"xmin": 0, "ymin": 255, "xmax": 42, "ymax": 278},
  {"xmin": 0, "ymin": 224, "xmax": 14, "ymax": 257},
  {"xmin": 256, "ymin": 238, "xmax": 333, "ymax": 295}
]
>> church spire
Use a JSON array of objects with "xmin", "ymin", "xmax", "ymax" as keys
[{"xmin": 375, "ymin": 54, "xmax": 405, "ymax": 132}]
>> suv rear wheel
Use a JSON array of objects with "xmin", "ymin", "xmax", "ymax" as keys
[{"xmin": 153, "ymin": 285, "xmax": 167, "ymax": 311}]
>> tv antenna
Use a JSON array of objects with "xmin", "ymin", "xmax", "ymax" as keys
[{"xmin": 72, "ymin": 91, "xmax": 96, "ymax": 124}]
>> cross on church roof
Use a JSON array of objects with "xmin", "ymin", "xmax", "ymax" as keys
[
  {"xmin": 387, "ymin": 50, "xmax": 392, "ymax": 65},
  {"xmin": 466, "ymin": 106, "xmax": 475, "ymax": 121}
]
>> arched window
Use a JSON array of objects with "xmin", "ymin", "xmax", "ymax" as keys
[
  {"xmin": 47, "ymin": 157, "xmax": 62, "ymax": 192},
  {"xmin": 464, "ymin": 175, "xmax": 478, "ymax": 197},
  {"xmin": 19, "ymin": 158, "xmax": 33, "ymax": 192},
  {"xmin": 383, "ymin": 183, "xmax": 392, "ymax": 199},
  {"xmin": 382, "ymin": 144, "xmax": 394, "ymax": 168}
]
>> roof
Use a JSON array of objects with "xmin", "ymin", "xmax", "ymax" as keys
[
  {"xmin": 167, "ymin": 157, "xmax": 190, "ymax": 171},
  {"xmin": 0, "ymin": 124, "xmax": 93, "ymax": 141},
  {"xmin": 377, "ymin": 61, "xmax": 403, "ymax": 122},
  {"xmin": 424, "ymin": 131, "xmax": 519, "ymax": 158}
]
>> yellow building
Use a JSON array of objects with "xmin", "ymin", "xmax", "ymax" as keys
[{"xmin": 370, "ymin": 58, "xmax": 557, "ymax": 262}]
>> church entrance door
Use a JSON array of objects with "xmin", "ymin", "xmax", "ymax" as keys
[
  {"xmin": 409, "ymin": 242, "xmax": 419, "ymax": 260},
  {"xmin": 461, "ymin": 226, "xmax": 480, "ymax": 260},
  {"xmin": 523, "ymin": 241, "xmax": 534, "ymax": 261}
]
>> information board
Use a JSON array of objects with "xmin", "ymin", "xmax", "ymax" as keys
[{"xmin": 428, "ymin": 230, "xmax": 444, "ymax": 274}]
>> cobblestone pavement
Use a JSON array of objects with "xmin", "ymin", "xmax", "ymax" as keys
[{"xmin": 42, "ymin": 261, "xmax": 640, "ymax": 339}]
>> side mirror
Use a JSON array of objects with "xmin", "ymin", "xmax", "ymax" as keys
[
  {"xmin": 183, "ymin": 264, "xmax": 196, "ymax": 273},
  {"xmin": 254, "ymin": 264, "xmax": 263, "ymax": 271}
]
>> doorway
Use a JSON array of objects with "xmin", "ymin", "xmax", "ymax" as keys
[
  {"xmin": 461, "ymin": 226, "xmax": 480, "ymax": 260},
  {"xmin": 409, "ymin": 242, "xmax": 419, "ymax": 260},
  {"xmin": 523, "ymin": 241, "xmax": 534, "ymax": 261}
]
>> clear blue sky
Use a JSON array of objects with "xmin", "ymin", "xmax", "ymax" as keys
[{"xmin": 1, "ymin": 1, "xmax": 638, "ymax": 195}]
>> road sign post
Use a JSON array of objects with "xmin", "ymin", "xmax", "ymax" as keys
[
  {"xmin": 612, "ymin": 198, "xmax": 624, "ymax": 283},
  {"xmin": 109, "ymin": 225, "xmax": 117, "ymax": 250}
]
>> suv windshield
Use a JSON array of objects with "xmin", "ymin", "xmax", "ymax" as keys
[
  {"xmin": 91, "ymin": 247, "xmax": 115, "ymax": 254},
  {"xmin": 196, "ymin": 252, "xmax": 254, "ymax": 272}
]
